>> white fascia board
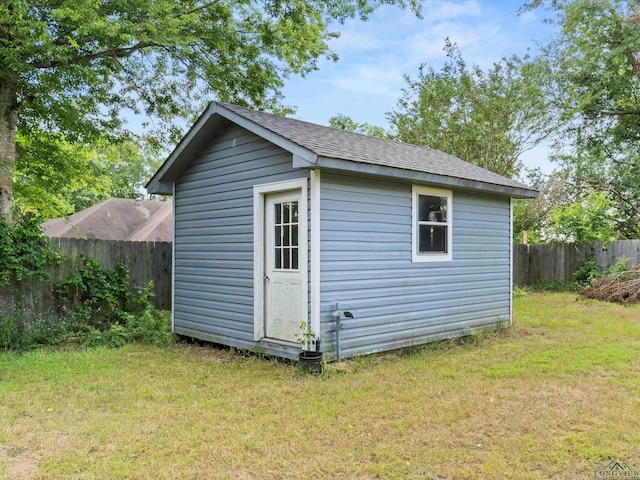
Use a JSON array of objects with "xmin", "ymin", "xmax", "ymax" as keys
[
  {"xmin": 147, "ymin": 102, "xmax": 318, "ymax": 194},
  {"xmin": 146, "ymin": 103, "xmax": 219, "ymax": 193},
  {"xmin": 215, "ymin": 104, "xmax": 318, "ymax": 165}
]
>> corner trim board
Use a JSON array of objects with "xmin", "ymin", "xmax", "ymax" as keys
[{"xmin": 310, "ymin": 170, "xmax": 321, "ymax": 336}]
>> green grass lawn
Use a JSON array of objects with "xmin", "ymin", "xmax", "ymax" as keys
[{"xmin": 1, "ymin": 293, "xmax": 639, "ymax": 479}]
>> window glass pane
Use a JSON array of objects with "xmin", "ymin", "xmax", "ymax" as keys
[
  {"xmin": 419, "ymin": 195, "xmax": 447, "ymax": 222},
  {"xmin": 283, "ymin": 202, "xmax": 290, "ymax": 224},
  {"xmin": 283, "ymin": 248, "xmax": 291, "ymax": 269},
  {"xmin": 291, "ymin": 201, "xmax": 299, "ymax": 223},
  {"xmin": 419, "ymin": 225, "xmax": 447, "ymax": 253},
  {"xmin": 291, "ymin": 224, "xmax": 298, "ymax": 247},
  {"xmin": 275, "ymin": 226, "xmax": 282, "ymax": 246},
  {"xmin": 283, "ymin": 224, "xmax": 290, "ymax": 246},
  {"xmin": 275, "ymin": 203, "xmax": 282, "ymax": 224},
  {"xmin": 292, "ymin": 248, "xmax": 299, "ymax": 269},
  {"xmin": 275, "ymin": 248, "xmax": 282, "ymax": 269}
]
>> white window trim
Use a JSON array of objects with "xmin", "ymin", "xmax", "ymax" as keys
[{"xmin": 412, "ymin": 185, "xmax": 453, "ymax": 263}]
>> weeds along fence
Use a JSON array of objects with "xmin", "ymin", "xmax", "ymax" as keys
[
  {"xmin": 513, "ymin": 240, "xmax": 640, "ymax": 287},
  {"xmin": 0, "ymin": 238, "xmax": 172, "ymax": 319}
]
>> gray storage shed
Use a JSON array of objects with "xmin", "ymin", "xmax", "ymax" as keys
[{"xmin": 146, "ymin": 102, "xmax": 538, "ymax": 361}]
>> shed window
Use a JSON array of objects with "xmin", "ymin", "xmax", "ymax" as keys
[{"xmin": 412, "ymin": 185, "xmax": 452, "ymax": 262}]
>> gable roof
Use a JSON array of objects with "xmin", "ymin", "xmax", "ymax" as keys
[
  {"xmin": 42, "ymin": 198, "xmax": 173, "ymax": 242},
  {"xmin": 146, "ymin": 102, "xmax": 537, "ymax": 198}
]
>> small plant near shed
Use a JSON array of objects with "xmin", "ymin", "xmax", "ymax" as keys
[
  {"xmin": 295, "ymin": 321, "xmax": 323, "ymax": 375},
  {"xmin": 295, "ymin": 321, "xmax": 317, "ymax": 351}
]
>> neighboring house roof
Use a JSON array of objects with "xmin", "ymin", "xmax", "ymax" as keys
[
  {"xmin": 146, "ymin": 102, "xmax": 538, "ymax": 199},
  {"xmin": 42, "ymin": 198, "xmax": 173, "ymax": 242}
]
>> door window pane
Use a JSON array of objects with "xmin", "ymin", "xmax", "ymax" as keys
[
  {"xmin": 275, "ymin": 226, "xmax": 282, "ymax": 246},
  {"xmin": 275, "ymin": 248, "xmax": 282, "ymax": 269},
  {"xmin": 283, "ymin": 248, "xmax": 291, "ymax": 269},
  {"xmin": 273, "ymin": 200, "xmax": 300, "ymax": 270},
  {"xmin": 275, "ymin": 204, "xmax": 282, "ymax": 224},
  {"xmin": 283, "ymin": 202, "xmax": 290, "ymax": 223}
]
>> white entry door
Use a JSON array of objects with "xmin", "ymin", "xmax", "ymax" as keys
[{"xmin": 264, "ymin": 190, "xmax": 308, "ymax": 342}]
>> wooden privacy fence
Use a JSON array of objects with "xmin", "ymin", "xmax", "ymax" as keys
[
  {"xmin": 0, "ymin": 238, "xmax": 172, "ymax": 319},
  {"xmin": 513, "ymin": 240, "xmax": 640, "ymax": 287}
]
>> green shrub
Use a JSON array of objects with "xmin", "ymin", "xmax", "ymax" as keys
[
  {"xmin": 0, "ymin": 309, "xmax": 78, "ymax": 350},
  {"xmin": 56, "ymin": 256, "xmax": 138, "ymax": 329},
  {"xmin": 0, "ymin": 236, "xmax": 173, "ymax": 351},
  {"xmin": 573, "ymin": 257, "xmax": 599, "ymax": 287},
  {"xmin": 513, "ymin": 287, "xmax": 528, "ymax": 298},
  {"xmin": 606, "ymin": 257, "xmax": 630, "ymax": 275},
  {"xmin": 53, "ymin": 257, "xmax": 173, "ymax": 349},
  {"xmin": 0, "ymin": 316, "xmax": 20, "ymax": 349},
  {"xmin": 531, "ymin": 279, "xmax": 565, "ymax": 291},
  {"xmin": 126, "ymin": 308, "xmax": 173, "ymax": 346},
  {"xmin": 0, "ymin": 218, "xmax": 59, "ymax": 287}
]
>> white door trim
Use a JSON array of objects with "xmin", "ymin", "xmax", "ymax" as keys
[{"xmin": 253, "ymin": 178, "xmax": 308, "ymax": 341}]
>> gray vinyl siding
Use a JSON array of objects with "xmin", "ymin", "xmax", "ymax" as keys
[
  {"xmin": 173, "ymin": 121, "xmax": 308, "ymax": 352},
  {"xmin": 319, "ymin": 173, "xmax": 511, "ymax": 359}
]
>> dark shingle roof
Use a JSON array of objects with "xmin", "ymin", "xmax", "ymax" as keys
[{"xmin": 219, "ymin": 102, "xmax": 532, "ymax": 193}]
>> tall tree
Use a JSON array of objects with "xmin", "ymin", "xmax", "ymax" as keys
[
  {"xmin": 0, "ymin": 0, "xmax": 420, "ymax": 222},
  {"xmin": 328, "ymin": 114, "xmax": 391, "ymax": 139},
  {"xmin": 387, "ymin": 41, "xmax": 554, "ymax": 178},
  {"xmin": 14, "ymin": 133, "xmax": 160, "ymax": 219},
  {"xmin": 529, "ymin": 0, "xmax": 640, "ymax": 237}
]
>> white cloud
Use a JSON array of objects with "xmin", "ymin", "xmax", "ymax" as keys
[
  {"xmin": 425, "ymin": 0, "xmax": 482, "ymax": 20},
  {"xmin": 330, "ymin": 29, "xmax": 381, "ymax": 53},
  {"xmin": 401, "ymin": 20, "xmax": 504, "ymax": 72},
  {"xmin": 327, "ymin": 61, "xmax": 405, "ymax": 98},
  {"xmin": 282, "ymin": 0, "xmax": 558, "ymax": 148},
  {"xmin": 518, "ymin": 9, "xmax": 538, "ymax": 25}
]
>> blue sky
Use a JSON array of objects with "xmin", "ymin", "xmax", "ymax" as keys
[{"xmin": 280, "ymin": 0, "xmax": 558, "ymax": 173}]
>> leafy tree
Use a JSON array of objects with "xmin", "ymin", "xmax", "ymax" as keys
[
  {"xmin": 0, "ymin": 0, "xmax": 420, "ymax": 222},
  {"xmin": 387, "ymin": 41, "xmax": 554, "ymax": 178},
  {"xmin": 529, "ymin": 0, "xmax": 640, "ymax": 237},
  {"xmin": 328, "ymin": 113, "xmax": 391, "ymax": 138},
  {"xmin": 14, "ymin": 132, "xmax": 159, "ymax": 219},
  {"xmin": 512, "ymin": 167, "xmax": 551, "ymax": 243},
  {"xmin": 547, "ymin": 188, "xmax": 619, "ymax": 243}
]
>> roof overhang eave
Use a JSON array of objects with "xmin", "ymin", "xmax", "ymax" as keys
[{"xmin": 313, "ymin": 156, "xmax": 539, "ymax": 199}]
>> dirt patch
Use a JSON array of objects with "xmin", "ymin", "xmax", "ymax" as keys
[{"xmin": 0, "ymin": 444, "xmax": 42, "ymax": 480}]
